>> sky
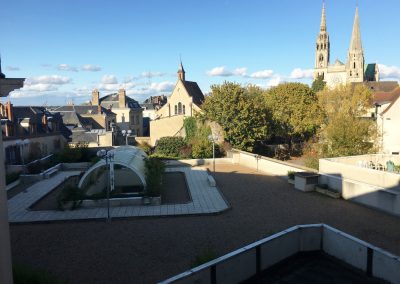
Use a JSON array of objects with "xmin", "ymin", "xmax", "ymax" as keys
[{"xmin": 2, "ymin": 0, "xmax": 400, "ymax": 106}]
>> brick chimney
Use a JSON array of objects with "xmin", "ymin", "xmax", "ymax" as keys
[
  {"xmin": 5, "ymin": 102, "xmax": 13, "ymax": 122},
  {"xmin": 92, "ymin": 89, "xmax": 100, "ymax": 106},
  {"xmin": 118, "ymin": 89, "xmax": 126, "ymax": 108},
  {"xmin": 42, "ymin": 114, "xmax": 48, "ymax": 132},
  {"xmin": 98, "ymin": 105, "xmax": 102, "ymax": 115}
]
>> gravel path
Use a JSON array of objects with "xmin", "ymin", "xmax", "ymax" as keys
[{"xmin": 10, "ymin": 164, "xmax": 400, "ymax": 284}]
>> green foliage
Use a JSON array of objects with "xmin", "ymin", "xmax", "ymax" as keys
[
  {"xmin": 138, "ymin": 142, "xmax": 153, "ymax": 155},
  {"xmin": 155, "ymin": 137, "xmax": 186, "ymax": 158},
  {"xmin": 144, "ymin": 157, "xmax": 166, "ymax": 197},
  {"xmin": 191, "ymin": 248, "xmax": 218, "ymax": 268},
  {"xmin": 6, "ymin": 172, "xmax": 21, "ymax": 185},
  {"xmin": 266, "ymin": 83, "xmax": 321, "ymax": 149},
  {"xmin": 316, "ymin": 84, "xmax": 378, "ymax": 157},
  {"xmin": 183, "ymin": 117, "xmax": 197, "ymax": 143},
  {"xmin": 190, "ymin": 122, "xmax": 213, "ymax": 159},
  {"xmin": 311, "ymin": 74, "xmax": 326, "ymax": 93},
  {"xmin": 55, "ymin": 143, "xmax": 91, "ymax": 163},
  {"xmin": 13, "ymin": 263, "xmax": 67, "ymax": 284},
  {"xmin": 287, "ymin": 171, "xmax": 295, "ymax": 180},
  {"xmin": 202, "ymin": 82, "xmax": 270, "ymax": 152},
  {"xmin": 57, "ymin": 185, "xmax": 84, "ymax": 210}
]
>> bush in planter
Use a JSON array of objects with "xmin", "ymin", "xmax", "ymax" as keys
[
  {"xmin": 144, "ymin": 157, "xmax": 165, "ymax": 197},
  {"xmin": 287, "ymin": 171, "xmax": 295, "ymax": 180},
  {"xmin": 57, "ymin": 185, "xmax": 85, "ymax": 210},
  {"xmin": 155, "ymin": 137, "xmax": 186, "ymax": 158}
]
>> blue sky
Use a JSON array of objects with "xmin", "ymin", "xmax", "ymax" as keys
[{"xmin": 2, "ymin": 0, "xmax": 400, "ymax": 106}]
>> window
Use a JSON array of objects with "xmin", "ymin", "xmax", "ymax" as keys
[
  {"xmin": 178, "ymin": 102, "xmax": 182, "ymax": 114},
  {"xmin": 174, "ymin": 105, "xmax": 177, "ymax": 115},
  {"xmin": 353, "ymin": 62, "xmax": 356, "ymax": 69},
  {"xmin": 183, "ymin": 105, "xmax": 186, "ymax": 115},
  {"xmin": 136, "ymin": 115, "xmax": 139, "ymax": 125}
]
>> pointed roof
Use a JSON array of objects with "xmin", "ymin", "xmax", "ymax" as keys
[
  {"xmin": 0, "ymin": 55, "xmax": 6, "ymax": 79},
  {"xmin": 320, "ymin": 2, "xmax": 327, "ymax": 32},
  {"xmin": 349, "ymin": 6, "xmax": 363, "ymax": 51}
]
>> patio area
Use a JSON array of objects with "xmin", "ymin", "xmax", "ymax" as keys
[{"xmin": 10, "ymin": 163, "xmax": 400, "ymax": 284}]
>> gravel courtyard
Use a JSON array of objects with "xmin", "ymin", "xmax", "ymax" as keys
[{"xmin": 10, "ymin": 164, "xmax": 400, "ymax": 284}]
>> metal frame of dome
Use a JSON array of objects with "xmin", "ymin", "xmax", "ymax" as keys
[{"xmin": 78, "ymin": 146, "xmax": 148, "ymax": 189}]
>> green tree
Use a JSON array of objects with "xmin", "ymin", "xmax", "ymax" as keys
[
  {"xmin": 316, "ymin": 84, "xmax": 378, "ymax": 157},
  {"xmin": 265, "ymin": 83, "xmax": 321, "ymax": 149},
  {"xmin": 311, "ymin": 74, "xmax": 326, "ymax": 93},
  {"xmin": 201, "ymin": 82, "xmax": 270, "ymax": 152}
]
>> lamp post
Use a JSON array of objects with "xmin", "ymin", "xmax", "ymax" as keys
[
  {"xmin": 96, "ymin": 149, "xmax": 114, "ymax": 222},
  {"xmin": 121, "ymin": 129, "xmax": 132, "ymax": 146},
  {"xmin": 208, "ymin": 134, "xmax": 219, "ymax": 174}
]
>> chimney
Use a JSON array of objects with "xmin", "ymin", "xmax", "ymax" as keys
[
  {"xmin": 118, "ymin": 89, "xmax": 126, "ymax": 108},
  {"xmin": 92, "ymin": 89, "xmax": 100, "ymax": 106},
  {"xmin": 6, "ymin": 102, "xmax": 13, "ymax": 122},
  {"xmin": 98, "ymin": 105, "xmax": 102, "ymax": 115},
  {"xmin": 42, "ymin": 115, "xmax": 48, "ymax": 132}
]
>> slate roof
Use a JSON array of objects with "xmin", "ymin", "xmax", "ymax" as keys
[
  {"xmin": 182, "ymin": 81, "xmax": 205, "ymax": 106},
  {"xmin": 364, "ymin": 63, "xmax": 377, "ymax": 81},
  {"xmin": 99, "ymin": 93, "xmax": 141, "ymax": 109},
  {"xmin": 362, "ymin": 81, "xmax": 399, "ymax": 93},
  {"xmin": 52, "ymin": 105, "xmax": 115, "ymax": 116},
  {"xmin": 381, "ymin": 87, "xmax": 400, "ymax": 115}
]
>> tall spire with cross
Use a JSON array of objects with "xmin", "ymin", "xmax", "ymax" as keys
[
  {"xmin": 314, "ymin": 2, "xmax": 330, "ymax": 78},
  {"xmin": 177, "ymin": 57, "xmax": 185, "ymax": 81},
  {"xmin": 347, "ymin": 6, "xmax": 364, "ymax": 83}
]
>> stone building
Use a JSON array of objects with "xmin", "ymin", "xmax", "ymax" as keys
[
  {"xmin": 314, "ymin": 4, "xmax": 379, "ymax": 88},
  {"xmin": 149, "ymin": 62, "xmax": 205, "ymax": 145},
  {"xmin": 91, "ymin": 89, "xmax": 143, "ymax": 136}
]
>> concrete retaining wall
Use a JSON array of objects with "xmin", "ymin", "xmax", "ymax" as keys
[
  {"xmin": 230, "ymin": 150, "xmax": 315, "ymax": 177},
  {"xmin": 160, "ymin": 224, "xmax": 400, "ymax": 284}
]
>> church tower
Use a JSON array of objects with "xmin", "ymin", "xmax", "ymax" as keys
[
  {"xmin": 177, "ymin": 61, "xmax": 185, "ymax": 81},
  {"xmin": 347, "ymin": 7, "xmax": 364, "ymax": 83},
  {"xmin": 314, "ymin": 3, "xmax": 330, "ymax": 79}
]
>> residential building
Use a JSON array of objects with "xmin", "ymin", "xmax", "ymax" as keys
[
  {"xmin": 52, "ymin": 104, "xmax": 117, "ymax": 147},
  {"xmin": 92, "ymin": 89, "xmax": 143, "ymax": 136},
  {"xmin": 150, "ymin": 62, "xmax": 205, "ymax": 145},
  {"xmin": 0, "ymin": 102, "xmax": 66, "ymax": 165}
]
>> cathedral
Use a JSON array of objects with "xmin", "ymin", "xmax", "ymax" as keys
[{"xmin": 313, "ymin": 4, "xmax": 379, "ymax": 88}]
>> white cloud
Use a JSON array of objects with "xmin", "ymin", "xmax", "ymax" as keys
[
  {"xmin": 101, "ymin": 75, "xmax": 118, "ymax": 84},
  {"xmin": 249, "ymin": 69, "xmax": 274, "ymax": 79},
  {"xmin": 266, "ymin": 76, "xmax": 282, "ymax": 87},
  {"xmin": 378, "ymin": 64, "xmax": 400, "ymax": 80},
  {"xmin": 81, "ymin": 64, "xmax": 102, "ymax": 72},
  {"xmin": 149, "ymin": 81, "xmax": 175, "ymax": 92},
  {"xmin": 57, "ymin": 64, "xmax": 78, "ymax": 72},
  {"xmin": 206, "ymin": 66, "xmax": 247, "ymax": 77},
  {"xmin": 26, "ymin": 75, "xmax": 71, "ymax": 85},
  {"xmin": 290, "ymin": 68, "xmax": 314, "ymax": 79},
  {"xmin": 6, "ymin": 66, "xmax": 20, "ymax": 71},
  {"xmin": 141, "ymin": 71, "xmax": 165, "ymax": 78}
]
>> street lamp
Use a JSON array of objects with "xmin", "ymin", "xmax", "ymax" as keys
[
  {"xmin": 96, "ymin": 149, "xmax": 114, "ymax": 222},
  {"xmin": 121, "ymin": 129, "xmax": 132, "ymax": 145},
  {"xmin": 208, "ymin": 134, "xmax": 219, "ymax": 174}
]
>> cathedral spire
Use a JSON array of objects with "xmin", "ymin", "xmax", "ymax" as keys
[
  {"xmin": 320, "ymin": 2, "xmax": 327, "ymax": 32},
  {"xmin": 349, "ymin": 6, "xmax": 363, "ymax": 51}
]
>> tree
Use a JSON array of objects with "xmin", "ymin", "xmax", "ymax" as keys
[
  {"xmin": 201, "ymin": 82, "xmax": 270, "ymax": 152},
  {"xmin": 315, "ymin": 84, "xmax": 378, "ymax": 157},
  {"xmin": 265, "ymin": 83, "xmax": 321, "ymax": 150},
  {"xmin": 311, "ymin": 74, "xmax": 326, "ymax": 93}
]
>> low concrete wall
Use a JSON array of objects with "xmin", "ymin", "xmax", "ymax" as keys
[
  {"xmin": 60, "ymin": 162, "xmax": 91, "ymax": 171},
  {"xmin": 320, "ymin": 157, "xmax": 400, "ymax": 190},
  {"xmin": 230, "ymin": 150, "xmax": 316, "ymax": 177},
  {"xmin": 81, "ymin": 196, "xmax": 160, "ymax": 208},
  {"xmin": 160, "ymin": 224, "xmax": 400, "ymax": 284},
  {"xmin": 320, "ymin": 173, "xmax": 400, "ymax": 217}
]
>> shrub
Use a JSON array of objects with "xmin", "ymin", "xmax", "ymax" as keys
[
  {"xmin": 55, "ymin": 142, "xmax": 91, "ymax": 163},
  {"xmin": 138, "ymin": 142, "xmax": 153, "ymax": 155},
  {"xmin": 287, "ymin": 171, "xmax": 295, "ymax": 180},
  {"xmin": 155, "ymin": 137, "xmax": 186, "ymax": 158},
  {"xmin": 191, "ymin": 138, "xmax": 213, "ymax": 159},
  {"xmin": 144, "ymin": 157, "xmax": 165, "ymax": 197},
  {"xmin": 179, "ymin": 144, "xmax": 192, "ymax": 159},
  {"xmin": 57, "ymin": 185, "xmax": 85, "ymax": 210},
  {"xmin": 184, "ymin": 117, "xmax": 197, "ymax": 142},
  {"xmin": 26, "ymin": 161, "xmax": 42, "ymax": 174},
  {"xmin": 6, "ymin": 172, "xmax": 21, "ymax": 185}
]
